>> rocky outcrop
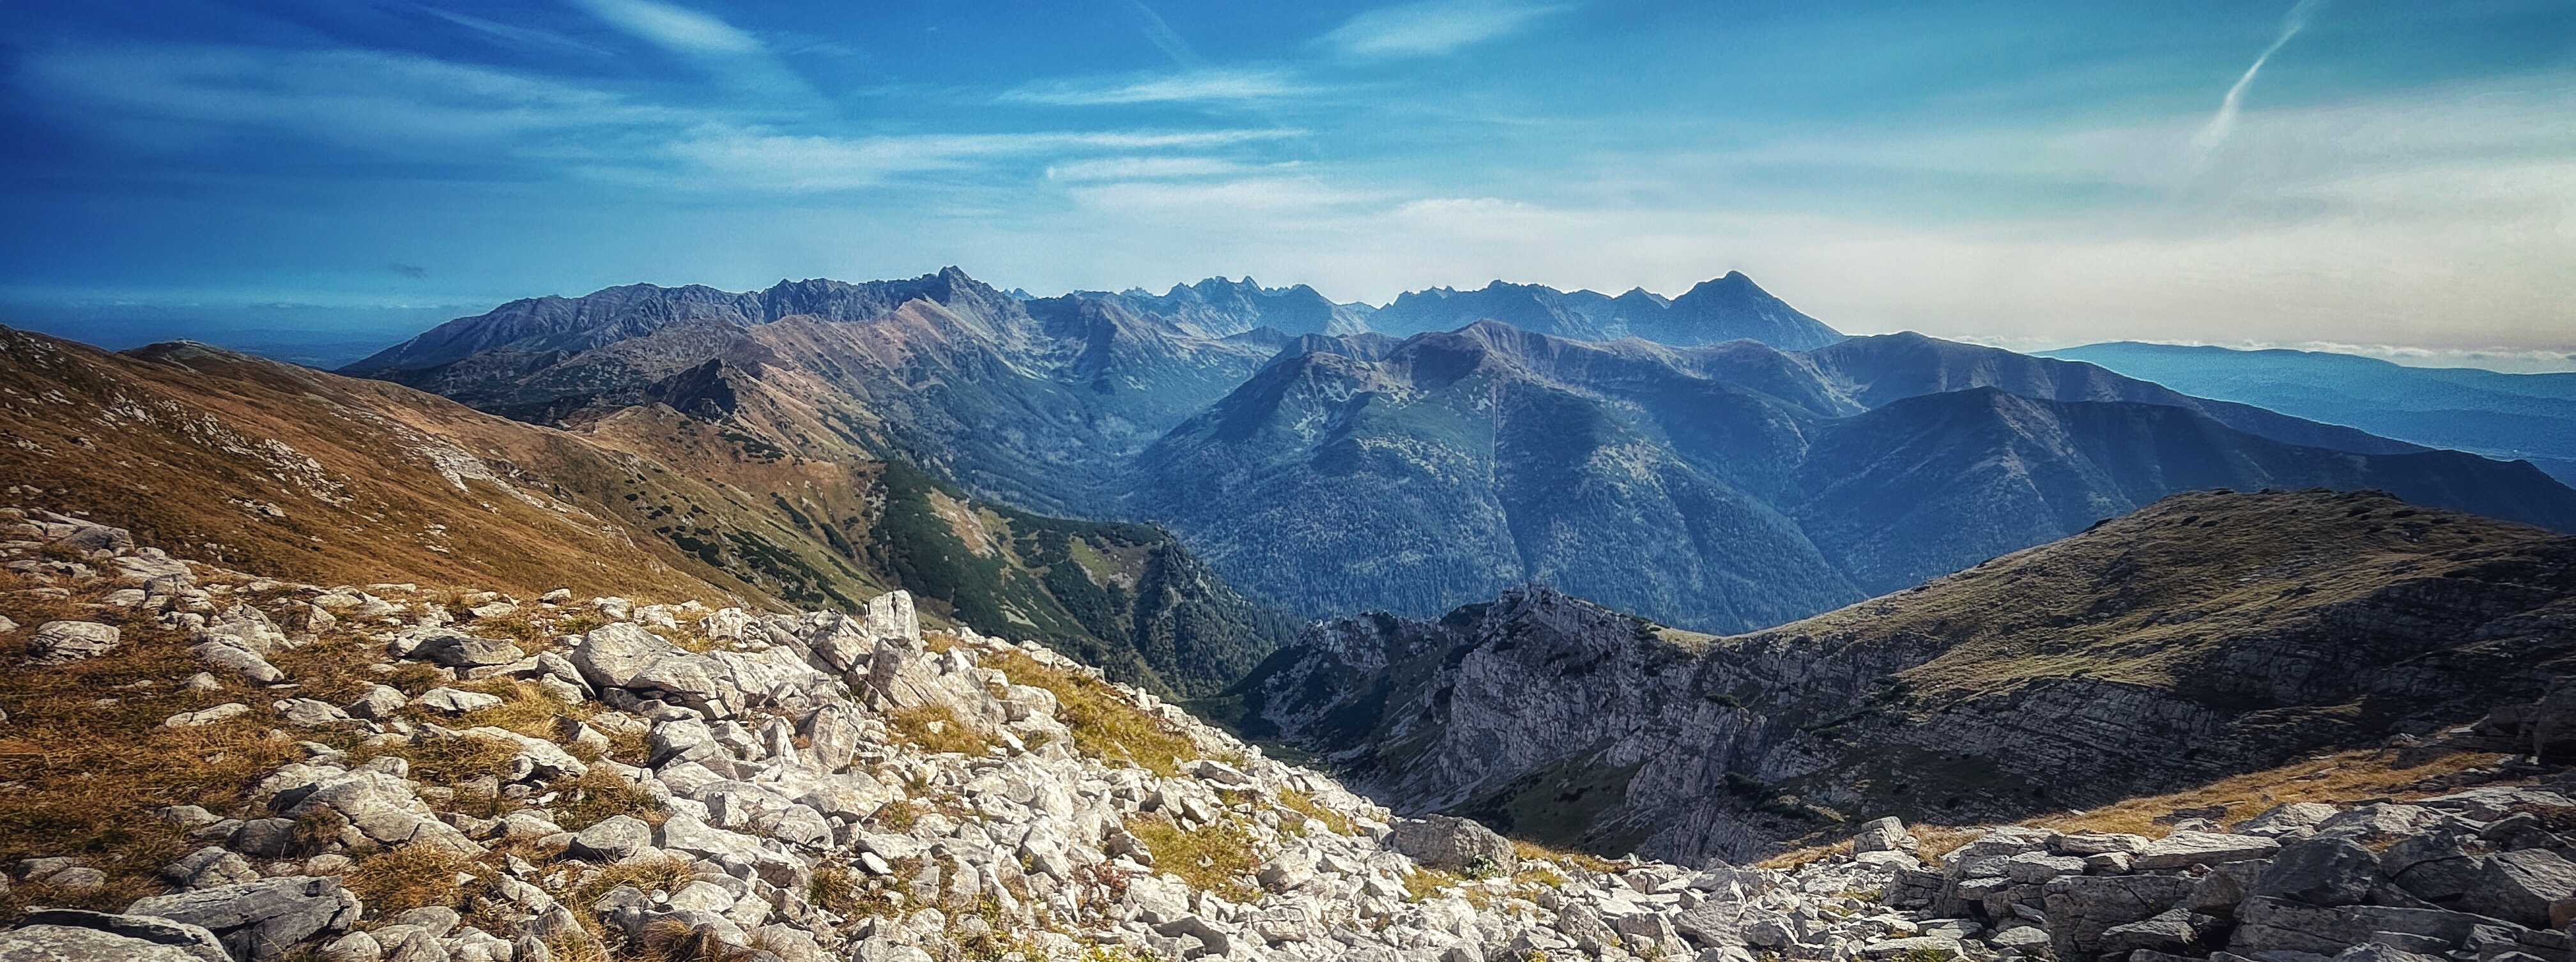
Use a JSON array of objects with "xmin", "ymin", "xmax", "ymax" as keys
[{"xmin": 1227, "ymin": 491, "xmax": 2576, "ymax": 864}]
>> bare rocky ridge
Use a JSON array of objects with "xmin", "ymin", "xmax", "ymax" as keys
[{"xmin": 1222, "ymin": 490, "xmax": 2576, "ymax": 864}]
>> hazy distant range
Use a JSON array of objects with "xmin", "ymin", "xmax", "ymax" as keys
[
  {"xmin": 0, "ymin": 302, "xmax": 457, "ymax": 368},
  {"xmin": 2046, "ymin": 341, "xmax": 2576, "ymax": 487}
]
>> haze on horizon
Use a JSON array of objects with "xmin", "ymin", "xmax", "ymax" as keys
[{"xmin": 3, "ymin": 0, "xmax": 2572, "ymax": 369}]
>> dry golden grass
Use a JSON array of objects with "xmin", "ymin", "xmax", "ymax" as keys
[
  {"xmin": 1126, "ymin": 812, "xmax": 1262, "ymax": 902},
  {"xmin": 1511, "ymin": 838, "xmax": 1622, "ymax": 875},
  {"xmin": 343, "ymin": 843, "xmax": 476, "ymax": 915},
  {"xmin": 0, "ymin": 574, "xmax": 321, "ymax": 912},
  {"xmin": 447, "ymin": 678, "xmax": 590, "ymax": 740},
  {"xmin": 1276, "ymin": 788, "xmax": 1349, "ymax": 836},
  {"xmin": 870, "ymin": 798, "xmax": 921, "ymax": 832},
  {"xmin": 885, "ymin": 703, "xmax": 995, "ymax": 756},
  {"xmin": 1908, "ymin": 826, "xmax": 1984, "ymax": 862},
  {"xmin": 569, "ymin": 853, "xmax": 698, "ymax": 910},
  {"xmin": 381, "ymin": 732, "xmax": 523, "ymax": 786},
  {"xmin": 1746, "ymin": 747, "xmax": 2510, "ymax": 869},
  {"xmin": 989, "ymin": 650, "xmax": 1195, "ymax": 776},
  {"xmin": 1756, "ymin": 839, "xmax": 1853, "ymax": 871},
  {"xmin": 551, "ymin": 767, "xmax": 667, "ymax": 830},
  {"xmin": 1404, "ymin": 867, "xmax": 1466, "ymax": 902},
  {"xmin": 2034, "ymin": 747, "xmax": 2506, "ymax": 837}
]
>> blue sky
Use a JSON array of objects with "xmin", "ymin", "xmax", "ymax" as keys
[{"xmin": 3, "ymin": 0, "xmax": 2573, "ymax": 367}]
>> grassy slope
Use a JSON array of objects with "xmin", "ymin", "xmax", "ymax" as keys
[
  {"xmin": 1749, "ymin": 486, "xmax": 2574, "ymax": 702},
  {"xmin": 0, "ymin": 328, "xmax": 1277, "ymax": 696}
]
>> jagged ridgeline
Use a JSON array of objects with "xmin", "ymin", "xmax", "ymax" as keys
[
  {"xmin": 0, "ymin": 326, "xmax": 1282, "ymax": 698},
  {"xmin": 1223, "ymin": 489, "xmax": 2576, "ymax": 864}
]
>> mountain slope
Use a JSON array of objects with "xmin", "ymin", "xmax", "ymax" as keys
[
  {"xmin": 1367, "ymin": 272, "xmax": 1845, "ymax": 349},
  {"xmin": 0, "ymin": 326, "xmax": 1282, "ymax": 696},
  {"xmin": 1222, "ymin": 489, "xmax": 2576, "ymax": 863},
  {"xmin": 2044, "ymin": 340, "xmax": 2576, "ymax": 485},
  {"xmin": 1138, "ymin": 323, "xmax": 2576, "ymax": 628}
]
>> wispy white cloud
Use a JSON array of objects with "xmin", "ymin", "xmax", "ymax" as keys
[
  {"xmin": 1045, "ymin": 157, "xmax": 1250, "ymax": 181},
  {"xmin": 17, "ymin": 43, "xmax": 675, "ymax": 152},
  {"xmin": 420, "ymin": 7, "xmax": 613, "ymax": 56},
  {"xmin": 1123, "ymin": 1, "xmax": 1208, "ymax": 70},
  {"xmin": 654, "ymin": 128, "xmax": 1305, "ymax": 192},
  {"xmin": 560, "ymin": 0, "xmax": 760, "ymax": 54},
  {"xmin": 2190, "ymin": 0, "xmax": 2330, "ymax": 166},
  {"xmin": 560, "ymin": 0, "xmax": 816, "ymax": 102},
  {"xmin": 1000, "ymin": 69, "xmax": 1309, "ymax": 106},
  {"xmin": 1319, "ymin": 0, "xmax": 1565, "ymax": 58}
]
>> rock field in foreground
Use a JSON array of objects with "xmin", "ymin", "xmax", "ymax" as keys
[{"xmin": 3, "ymin": 505, "xmax": 2574, "ymax": 962}]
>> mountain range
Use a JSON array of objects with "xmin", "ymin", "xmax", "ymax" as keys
[
  {"xmin": 1213, "ymin": 489, "xmax": 2576, "ymax": 863},
  {"xmin": 1365, "ymin": 271, "xmax": 1846, "ymax": 349},
  {"xmin": 338, "ymin": 269, "xmax": 2576, "ymax": 636},
  {"xmin": 2044, "ymin": 341, "xmax": 2576, "ymax": 487}
]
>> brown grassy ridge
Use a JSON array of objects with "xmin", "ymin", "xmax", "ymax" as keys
[
  {"xmin": 1717, "ymin": 489, "xmax": 2566, "ymax": 703},
  {"xmin": 1752, "ymin": 745, "xmax": 2511, "ymax": 869},
  {"xmin": 0, "ymin": 329, "xmax": 734, "ymax": 606}
]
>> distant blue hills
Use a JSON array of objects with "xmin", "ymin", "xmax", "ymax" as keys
[{"xmin": 2043, "ymin": 342, "xmax": 2576, "ymax": 487}]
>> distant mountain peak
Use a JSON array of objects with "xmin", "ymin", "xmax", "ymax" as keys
[{"xmin": 1370, "ymin": 271, "xmax": 1843, "ymax": 350}]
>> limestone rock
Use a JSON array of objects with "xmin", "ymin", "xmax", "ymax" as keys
[
  {"xmin": 2458, "ymin": 850, "xmax": 2576, "ymax": 929},
  {"xmin": 26, "ymin": 622, "xmax": 118, "ymax": 665},
  {"xmin": 2255, "ymin": 836, "xmax": 2382, "ymax": 907},
  {"xmin": 2133, "ymin": 832, "xmax": 2281, "ymax": 871},
  {"xmin": 125, "ymin": 875, "xmax": 360, "ymax": 961},
  {"xmin": 1390, "ymin": 814, "xmax": 1518, "ymax": 874}
]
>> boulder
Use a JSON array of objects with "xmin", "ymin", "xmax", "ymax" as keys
[
  {"xmin": 571, "ymin": 623, "xmax": 687, "ymax": 691},
  {"xmin": 192, "ymin": 642, "xmax": 284, "ymax": 683},
  {"xmin": 2379, "ymin": 833, "xmax": 2488, "ymax": 903},
  {"xmin": 164, "ymin": 704, "xmax": 250, "ymax": 728},
  {"xmin": 2043, "ymin": 874, "xmax": 2201, "ymax": 959},
  {"xmin": 344, "ymin": 685, "xmax": 406, "ymax": 721},
  {"xmin": 415, "ymin": 688, "xmax": 502, "ymax": 714},
  {"xmin": 2055, "ymin": 832, "xmax": 2152, "ymax": 857},
  {"xmin": 0, "ymin": 924, "xmax": 216, "ymax": 962},
  {"xmin": 2097, "ymin": 908, "xmax": 2219, "ymax": 957},
  {"xmin": 2314, "ymin": 805, "xmax": 2446, "ymax": 841},
  {"xmin": 2237, "ymin": 804, "xmax": 2342, "ymax": 839},
  {"xmin": 194, "ymin": 604, "xmax": 288, "ymax": 655},
  {"xmin": 568, "ymin": 816, "xmax": 654, "ymax": 862},
  {"xmin": 12, "ymin": 910, "xmax": 229, "ymax": 962},
  {"xmin": 863, "ymin": 590, "xmax": 919, "ymax": 643},
  {"xmin": 2006, "ymin": 852, "xmax": 2088, "ymax": 884},
  {"xmin": 273, "ymin": 699, "xmax": 348, "ymax": 728},
  {"xmin": 26, "ymin": 622, "xmax": 119, "ymax": 665},
  {"xmin": 125, "ymin": 876, "xmax": 361, "ymax": 961},
  {"xmin": 408, "ymin": 632, "xmax": 525, "ymax": 669},
  {"xmin": 1388, "ymin": 814, "xmax": 1518, "ymax": 874},
  {"xmin": 2135, "ymin": 832, "xmax": 2281, "ymax": 870},
  {"xmin": 160, "ymin": 847, "xmax": 259, "ymax": 890},
  {"xmin": 2457, "ymin": 850, "xmax": 2576, "ymax": 929},
  {"xmin": 801, "ymin": 705, "xmax": 861, "ymax": 772},
  {"xmin": 1853, "ymin": 816, "xmax": 1910, "ymax": 854},
  {"xmin": 2255, "ymin": 836, "xmax": 2382, "ymax": 907}
]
